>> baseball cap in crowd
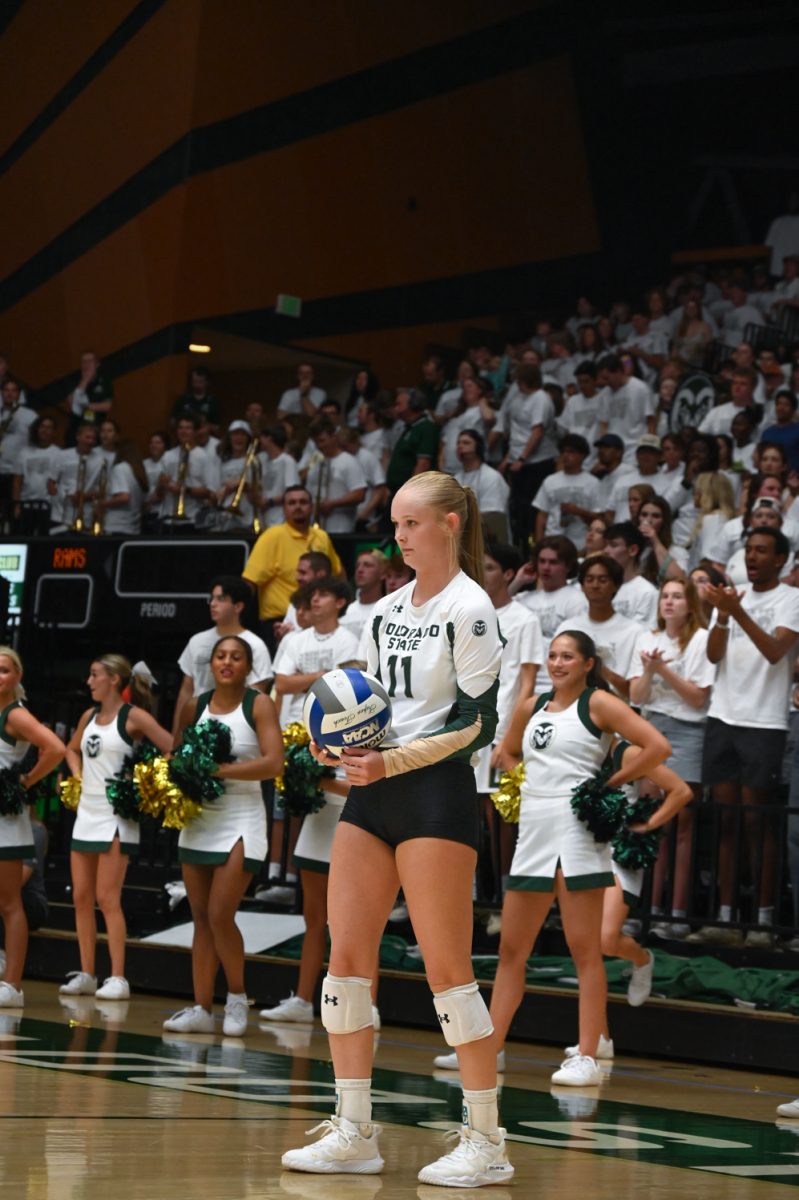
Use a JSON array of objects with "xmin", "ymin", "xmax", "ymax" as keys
[
  {"xmin": 228, "ymin": 420, "xmax": 252, "ymax": 435},
  {"xmin": 594, "ymin": 434, "xmax": 624, "ymax": 450},
  {"xmin": 637, "ymin": 434, "xmax": 662, "ymax": 451},
  {"xmin": 752, "ymin": 496, "xmax": 782, "ymax": 516}
]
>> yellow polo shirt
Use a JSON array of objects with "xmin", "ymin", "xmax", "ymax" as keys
[{"xmin": 243, "ymin": 523, "xmax": 343, "ymax": 618}]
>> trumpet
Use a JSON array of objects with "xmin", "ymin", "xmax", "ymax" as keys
[
  {"xmin": 92, "ymin": 461, "xmax": 108, "ymax": 536},
  {"xmin": 228, "ymin": 438, "xmax": 260, "ymax": 520},
  {"xmin": 70, "ymin": 455, "xmax": 88, "ymax": 532},
  {"xmin": 250, "ymin": 454, "xmax": 262, "ymax": 535},
  {"xmin": 174, "ymin": 444, "xmax": 189, "ymax": 520}
]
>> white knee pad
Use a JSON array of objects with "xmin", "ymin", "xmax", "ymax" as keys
[
  {"xmin": 320, "ymin": 974, "xmax": 373, "ymax": 1034},
  {"xmin": 433, "ymin": 982, "xmax": 493, "ymax": 1047}
]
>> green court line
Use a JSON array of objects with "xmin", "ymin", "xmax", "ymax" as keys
[{"xmin": 1, "ymin": 1016, "xmax": 797, "ymax": 1186}]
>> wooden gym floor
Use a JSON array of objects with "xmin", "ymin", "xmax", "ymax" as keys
[{"xmin": 0, "ymin": 981, "xmax": 796, "ymax": 1198}]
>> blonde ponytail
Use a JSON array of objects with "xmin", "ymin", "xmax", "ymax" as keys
[{"xmin": 396, "ymin": 471, "xmax": 485, "ymax": 586}]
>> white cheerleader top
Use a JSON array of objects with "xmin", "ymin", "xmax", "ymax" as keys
[
  {"xmin": 80, "ymin": 705, "xmax": 133, "ymax": 796},
  {"xmin": 521, "ymin": 687, "xmax": 612, "ymax": 801},
  {"xmin": 193, "ymin": 689, "xmax": 261, "ymax": 800},
  {"xmin": 0, "ymin": 700, "xmax": 29, "ymax": 768}
]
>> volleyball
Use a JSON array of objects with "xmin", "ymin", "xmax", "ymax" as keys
[{"xmin": 303, "ymin": 668, "xmax": 392, "ymax": 756}]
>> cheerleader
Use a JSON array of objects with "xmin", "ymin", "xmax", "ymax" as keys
[
  {"xmin": 163, "ymin": 635, "xmax": 282, "ymax": 1037},
  {"xmin": 490, "ymin": 631, "xmax": 669, "ymax": 1087},
  {"xmin": 283, "ymin": 472, "xmax": 513, "ymax": 1189},
  {"xmin": 62, "ymin": 656, "xmax": 173, "ymax": 1000},
  {"xmin": 0, "ymin": 648, "xmax": 65, "ymax": 1008},
  {"xmin": 560, "ymin": 740, "xmax": 692, "ymax": 1062}
]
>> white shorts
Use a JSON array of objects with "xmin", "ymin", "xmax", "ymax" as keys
[
  {"xmin": 179, "ymin": 790, "xmax": 267, "ymax": 873},
  {"xmin": 72, "ymin": 790, "xmax": 140, "ymax": 855},
  {"xmin": 507, "ymin": 791, "xmax": 614, "ymax": 892},
  {"xmin": 294, "ymin": 794, "xmax": 345, "ymax": 874},
  {"xmin": 0, "ymin": 807, "xmax": 34, "ymax": 860}
]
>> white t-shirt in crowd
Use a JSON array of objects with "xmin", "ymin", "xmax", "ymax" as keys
[
  {"xmin": 305, "ymin": 450, "xmax": 367, "ymax": 533},
  {"xmin": 597, "ymin": 378, "xmax": 656, "ymax": 461},
  {"xmin": 273, "ymin": 624, "xmax": 360, "ymax": 727},
  {"xmin": 698, "ymin": 402, "xmax": 758, "ymax": 438},
  {"xmin": 614, "ymin": 575, "xmax": 658, "ymax": 628},
  {"xmin": 103, "ymin": 462, "xmax": 143, "ymax": 534},
  {"xmin": 554, "ymin": 610, "xmax": 642, "ymax": 696},
  {"xmin": 277, "ymin": 385, "xmax": 327, "ymax": 415},
  {"xmin": 606, "ymin": 468, "xmax": 668, "ymax": 521},
  {"xmin": 498, "ymin": 389, "xmax": 557, "ymax": 463},
  {"xmin": 708, "ymin": 583, "xmax": 799, "ymax": 730},
  {"xmin": 557, "ymin": 392, "xmax": 601, "ymax": 451},
  {"xmin": 494, "ymin": 599, "xmax": 544, "ymax": 740},
  {"xmin": 20, "ymin": 445, "xmax": 60, "ymax": 501},
  {"xmin": 340, "ymin": 596, "xmax": 379, "ymax": 637},
  {"xmin": 631, "ymin": 628, "xmax": 716, "ymax": 723},
  {"xmin": 533, "ymin": 469, "xmax": 600, "ymax": 548},
  {"xmin": 440, "ymin": 407, "xmax": 488, "ymax": 474},
  {"xmin": 516, "ymin": 583, "xmax": 587, "ymax": 692},
  {"xmin": 259, "ymin": 451, "xmax": 300, "ymax": 528},
  {"xmin": 178, "ymin": 627, "xmax": 273, "ymax": 696},
  {"xmin": 453, "ymin": 463, "xmax": 509, "ymax": 521}
]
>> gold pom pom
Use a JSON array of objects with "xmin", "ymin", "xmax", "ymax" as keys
[
  {"xmin": 59, "ymin": 775, "xmax": 82, "ymax": 812},
  {"xmin": 134, "ymin": 757, "xmax": 170, "ymax": 818},
  {"xmin": 491, "ymin": 764, "xmax": 525, "ymax": 824},
  {"xmin": 275, "ymin": 722, "xmax": 311, "ymax": 793}
]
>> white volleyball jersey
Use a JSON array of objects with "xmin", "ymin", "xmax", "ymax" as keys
[
  {"xmin": 194, "ymin": 689, "xmax": 261, "ymax": 798},
  {"xmin": 366, "ymin": 571, "xmax": 502, "ymax": 760},
  {"xmin": 80, "ymin": 706, "xmax": 133, "ymax": 795},
  {"xmin": 521, "ymin": 688, "xmax": 612, "ymax": 800}
]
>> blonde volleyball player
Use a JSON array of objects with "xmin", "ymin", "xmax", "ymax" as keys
[
  {"xmin": 163, "ymin": 636, "xmax": 282, "ymax": 1036},
  {"xmin": 0, "ymin": 648, "xmax": 65, "ymax": 1008},
  {"xmin": 282, "ymin": 472, "xmax": 512, "ymax": 1188},
  {"xmin": 489, "ymin": 631, "xmax": 669, "ymax": 1086},
  {"xmin": 62, "ymin": 656, "xmax": 173, "ymax": 1001}
]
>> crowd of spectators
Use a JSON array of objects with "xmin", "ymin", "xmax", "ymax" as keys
[{"xmin": 5, "ymin": 250, "xmax": 799, "ymax": 951}]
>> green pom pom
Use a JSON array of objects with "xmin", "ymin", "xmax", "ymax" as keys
[
  {"xmin": 0, "ymin": 764, "xmax": 25, "ymax": 816},
  {"xmin": 570, "ymin": 767, "xmax": 627, "ymax": 844},
  {"xmin": 168, "ymin": 720, "xmax": 235, "ymax": 804},
  {"xmin": 279, "ymin": 745, "xmax": 333, "ymax": 818},
  {"xmin": 612, "ymin": 795, "xmax": 663, "ymax": 869}
]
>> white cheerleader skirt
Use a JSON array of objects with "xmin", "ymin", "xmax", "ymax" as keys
[
  {"xmin": 178, "ymin": 789, "xmax": 267, "ymax": 874},
  {"xmin": 611, "ymin": 858, "xmax": 645, "ymax": 907},
  {"xmin": 507, "ymin": 791, "xmax": 614, "ymax": 892},
  {"xmin": 72, "ymin": 789, "xmax": 140, "ymax": 855},
  {"xmin": 293, "ymin": 794, "xmax": 345, "ymax": 875},
  {"xmin": 0, "ymin": 806, "xmax": 34, "ymax": 860}
]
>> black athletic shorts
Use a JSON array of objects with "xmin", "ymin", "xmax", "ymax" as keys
[
  {"xmin": 339, "ymin": 759, "xmax": 480, "ymax": 851},
  {"xmin": 702, "ymin": 716, "xmax": 786, "ymax": 791}
]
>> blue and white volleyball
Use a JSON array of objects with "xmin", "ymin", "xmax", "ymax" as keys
[{"xmin": 303, "ymin": 668, "xmax": 391, "ymax": 756}]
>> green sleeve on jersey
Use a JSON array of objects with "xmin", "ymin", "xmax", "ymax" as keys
[{"xmin": 431, "ymin": 677, "xmax": 500, "ymax": 762}]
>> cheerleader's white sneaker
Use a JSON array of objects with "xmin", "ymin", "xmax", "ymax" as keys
[
  {"xmin": 417, "ymin": 1126, "xmax": 514, "ymax": 1187},
  {"xmin": 162, "ymin": 1004, "xmax": 215, "ymax": 1034},
  {"xmin": 281, "ymin": 1117, "xmax": 384, "ymax": 1174},
  {"xmin": 259, "ymin": 993, "xmax": 314, "ymax": 1023},
  {"xmin": 564, "ymin": 1034, "xmax": 614, "ymax": 1060},
  {"xmin": 95, "ymin": 976, "xmax": 130, "ymax": 1000},
  {"xmin": 432, "ymin": 1049, "xmax": 506, "ymax": 1072},
  {"xmin": 777, "ymin": 1099, "xmax": 799, "ymax": 1118},
  {"xmin": 59, "ymin": 971, "xmax": 97, "ymax": 996},
  {"xmin": 0, "ymin": 982, "xmax": 24, "ymax": 1007},
  {"xmin": 627, "ymin": 949, "xmax": 655, "ymax": 1007},
  {"xmin": 222, "ymin": 995, "xmax": 250, "ymax": 1037},
  {"xmin": 551, "ymin": 1055, "xmax": 603, "ymax": 1086}
]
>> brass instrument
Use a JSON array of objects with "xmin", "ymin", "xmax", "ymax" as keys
[
  {"xmin": 174, "ymin": 444, "xmax": 190, "ymax": 520},
  {"xmin": 250, "ymin": 453, "xmax": 262, "ymax": 535},
  {"xmin": 71, "ymin": 455, "xmax": 88, "ymax": 532},
  {"xmin": 228, "ymin": 438, "xmax": 260, "ymax": 518},
  {"xmin": 91, "ymin": 461, "xmax": 108, "ymax": 536}
]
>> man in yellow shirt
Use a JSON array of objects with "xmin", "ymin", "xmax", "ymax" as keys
[{"xmin": 243, "ymin": 485, "xmax": 343, "ymax": 651}]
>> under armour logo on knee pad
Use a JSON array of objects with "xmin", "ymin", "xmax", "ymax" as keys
[
  {"xmin": 324, "ymin": 994, "xmax": 339, "ymax": 1006},
  {"xmin": 437, "ymin": 1012, "xmax": 450, "ymax": 1024}
]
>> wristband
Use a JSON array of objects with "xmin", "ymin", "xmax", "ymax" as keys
[{"xmin": 716, "ymin": 617, "xmax": 730, "ymax": 628}]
